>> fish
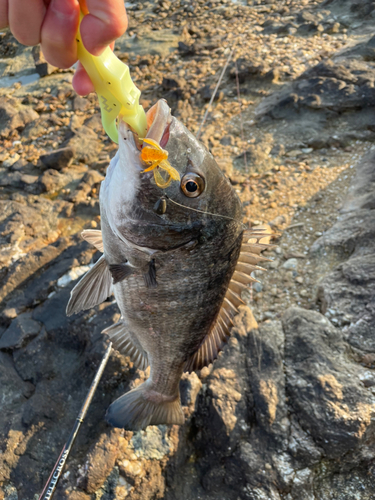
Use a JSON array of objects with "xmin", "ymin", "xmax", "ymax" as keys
[{"xmin": 66, "ymin": 99, "xmax": 271, "ymax": 431}]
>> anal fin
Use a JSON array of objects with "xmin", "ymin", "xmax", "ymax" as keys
[
  {"xmin": 66, "ymin": 255, "xmax": 112, "ymax": 316},
  {"xmin": 102, "ymin": 321, "xmax": 148, "ymax": 370}
]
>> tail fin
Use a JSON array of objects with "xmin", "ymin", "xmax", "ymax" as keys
[{"xmin": 106, "ymin": 381, "xmax": 184, "ymax": 431}]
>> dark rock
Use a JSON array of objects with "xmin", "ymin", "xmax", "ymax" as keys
[
  {"xmin": 162, "ymin": 76, "xmax": 184, "ymax": 90},
  {"xmin": 230, "ymin": 57, "xmax": 270, "ymax": 83},
  {"xmin": 0, "ymin": 313, "xmax": 41, "ymax": 350},
  {"xmin": 0, "ymin": 236, "xmax": 70, "ymax": 304},
  {"xmin": 178, "ymin": 41, "xmax": 196, "ymax": 56},
  {"xmin": 198, "ymin": 84, "xmax": 219, "ymax": 101},
  {"xmin": 31, "ymin": 45, "xmax": 56, "ymax": 76},
  {"xmin": 283, "ymin": 307, "xmax": 375, "ymax": 459},
  {"xmin": 10, "ymin": 158, "xmax": 28, "ymax": 171},
  {"xmin": 342, "ymin": 150, "xmax": 375, "ymax": 212},
  {"xmin": 4, "ymin": 239, "xmax": 95, "ymax": 315},
  {"xmin": 40, "ymin": 147, "xmax": 75, "ymax": 171},
  {"xmin": 0, "ymin": 351, "xmax": 32, "ymax": 414},
  {"xmin": 32, "ymin": 287, "xmax": 71, "ymax": 334},
  {"xmin": 247, "ymin": 321, "xmax": 288, "ymax": 443},
  {"xmin": 254, "ymin": 47, "xmax": 375, "ymax": 143},
  {"xmin": 0, "ymin": 97, "xmax": 39, "ymax": 138},
  {"xmin": 21, "ymin": 380, "xmax": 60, "ymax": 426}
]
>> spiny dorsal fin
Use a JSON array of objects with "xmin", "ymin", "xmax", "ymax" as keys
[
  {"xmin": 102, "ymin": 321, "xmax": 149, "ymax": 371},
  {"xmin": 185, "ymin": 226, "xmax": 273, "ymax": 373},
  {"xmin": 81, "ymin": 229, "xmax": 104, "ymax": 253},
  {"xmin": 66, "ymin": 255, "xmax": 112, "ymax": 316}
]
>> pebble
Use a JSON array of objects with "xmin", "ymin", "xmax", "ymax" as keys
[
  {"xmin": 3, "ymin": 153, "xmax": 20, "ymax": 168},
  {"xmin": 282, "ymin": 258, "xmax": 298, "ymax": 270}
]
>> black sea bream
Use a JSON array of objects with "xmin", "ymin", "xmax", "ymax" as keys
[{"xmin": 67, "ymin": 99, "xmax": 269, "ymax": 430}]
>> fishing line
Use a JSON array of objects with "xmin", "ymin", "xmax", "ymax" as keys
[
  {"xmin": 196, "ymin": 49, "xmax": 233, "ymax": 140},
  {"xmin": 165, "ymin": 196, "xmax": 237, "ymax": 221}
]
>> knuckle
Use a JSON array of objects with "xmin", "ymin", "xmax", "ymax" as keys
[{"xmin": 109, "ymin": 14, "xmax": 127, "ymax": 39}]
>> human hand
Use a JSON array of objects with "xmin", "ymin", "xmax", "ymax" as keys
[{"xmin": 0, "ymin": 0, "xmax": 128, "ymax": 95}]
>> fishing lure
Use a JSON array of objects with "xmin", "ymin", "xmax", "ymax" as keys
[
  {"xmin": 140, "ymin": 138, "xmax": 180, "ymax": 189},
  {"xmin": 76, "ymin": 9, "xmax": 179, "ymax": 188}
]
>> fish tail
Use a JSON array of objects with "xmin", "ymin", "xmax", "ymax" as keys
[{"xmin": 105, "ymin": 380, "xmax": 184, "ymax": 431}]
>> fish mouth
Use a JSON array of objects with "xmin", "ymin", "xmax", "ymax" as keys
[
  {"xmin": 145, "ymin": 99, "xmax": 172, "ymax": 146},
  {"xmin": 118, "ymin": 99, "xmax": 172, "ymax": 150}
]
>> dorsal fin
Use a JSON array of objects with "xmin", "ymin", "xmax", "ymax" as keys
[
  {"xmin": 81, "ymin": 229, "xmax": 104, "ymax": 252},
  {"xmin": 185, "ymin": 226, "xmax": 273, "ymax": 373}
]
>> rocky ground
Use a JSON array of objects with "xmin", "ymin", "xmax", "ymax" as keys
[{"xmin": 1, "ymin": 0, "xmax": 375, "ymax": 498}]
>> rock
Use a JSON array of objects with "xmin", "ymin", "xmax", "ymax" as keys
[
  {"xmin": 162, "ymin": 76, "xmax": 184, "ymax": 90},
  {"xmin": 283, "ymin": 307, "xmax": 375, "ymax": 459},
  {"xmin": 37, "ymin": 169, "xmax": 66, "ymax": 192},
  {"xmin": 61, "ymin": 126, "xmax": 102, "ymax": 163},
  {"xmin": 79, "ymin": 431, "xmax": 121, "ymax": 493},
  {"xmin": 230, "ymin": 57, "xmax": 270, "ymax": 83},
  {"xmin": 254, "ymin": 46, "xmax": 375, "ymax": 143},
  {"xmin": 207, "ymin": 367, "xmax": 242, "ymax": 436},
  {"xmin": 40, "ymin": 147, "xmax": 75, "ymax": 171},
  {"xmin": 0, "ymin": 352, "xmax": 33, "ymax": 416},
  {"xmin": 247, "ymin": 321, "xmax": 288, "ymax": 441},
  {"xmin": 72, "ymin": 95, "xmax": 90, "ymax": 111},
  {"xmin": 2, "ymin": 153, "xmax": 20, "ymax": 168},
  {"xmin": 215, "ymin": 158, "xmax": 233, "ymax": 177},
  {"xmin": 31, "ymin": 45, "xmax": 56, "ymax": 76},
  {"xmin": 178, "ymin": 41, "xmax": 196, "ymax": 55},
  {"xmin": 0, "ymin": 314, "xmax": 41, "ymax": 350},
  {"xmin": 198, "ymin": 84, "xmax": 219, "ymax": 101},
  {"xmin": 84, "ymin": 113, "xmax": 102, "ymax": 132},
  {"xmin": 0, "ymin": 97, "xmax": 39, "ymax": 138},
  {"xmin": 180, "ymin": 371, "xmax": 202, "ymax": 416},
  {"xmin": 341, "ymin": 150, "xmax": 375, "ymax": 212},
  {"xmin": 317, "ymin": 253, "xmax": 375, "ymax": 351},
  {"xmin": 10, "ymin": 158, "xmax": 28, "ymax": 171},
  {"xmin": 282, "ymin": 258, "xmax": 298, "ymax": 269}
]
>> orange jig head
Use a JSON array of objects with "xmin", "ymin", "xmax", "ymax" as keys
[{"xmin": 140, "ymin": 138, "xmax": 180, "ymax": 189}]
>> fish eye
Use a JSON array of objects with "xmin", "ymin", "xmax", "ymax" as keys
[{"xmin": 180, "ymin": 173, "xmax": 205, "ymax": 198}]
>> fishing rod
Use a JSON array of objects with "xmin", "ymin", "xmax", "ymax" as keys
[{"xmin": 38, "ymin": 342, "xmax": 112, "ymax": 500}]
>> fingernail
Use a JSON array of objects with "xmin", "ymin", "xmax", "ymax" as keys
[{"xmin": 51, "ymin": 0, "xmax": 78, "ymax": 18}]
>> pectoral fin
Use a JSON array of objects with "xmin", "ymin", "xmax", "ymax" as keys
[
  {"xmin": 109, "ymin": 263, "xmax": 134, "ymax": 284},
  {"xmin": 66, "ymin": 255, "xmax": 112, "ymax": 316}
]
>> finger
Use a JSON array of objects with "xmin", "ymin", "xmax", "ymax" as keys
[
  {"xmin": 0, "ymin": 0, "xmax": 9, "ymax": 30},
  {"xmin": 72, "ymin": 61, "xmax": 94, "ymax": 96},
  {"xmin": 79, "ymin": 0, "xmax": 127, "ymax": 55},
  {"xmin": 40, "ymin": 0, "xmax": 80, "ymax": 69},
  {"xmin": 72, "ymin": 41, "xmax": 115, "ymax": 95},
  {"xmin": 8, "ymin": 0, "xmax": 46, "ymax": 45}
]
